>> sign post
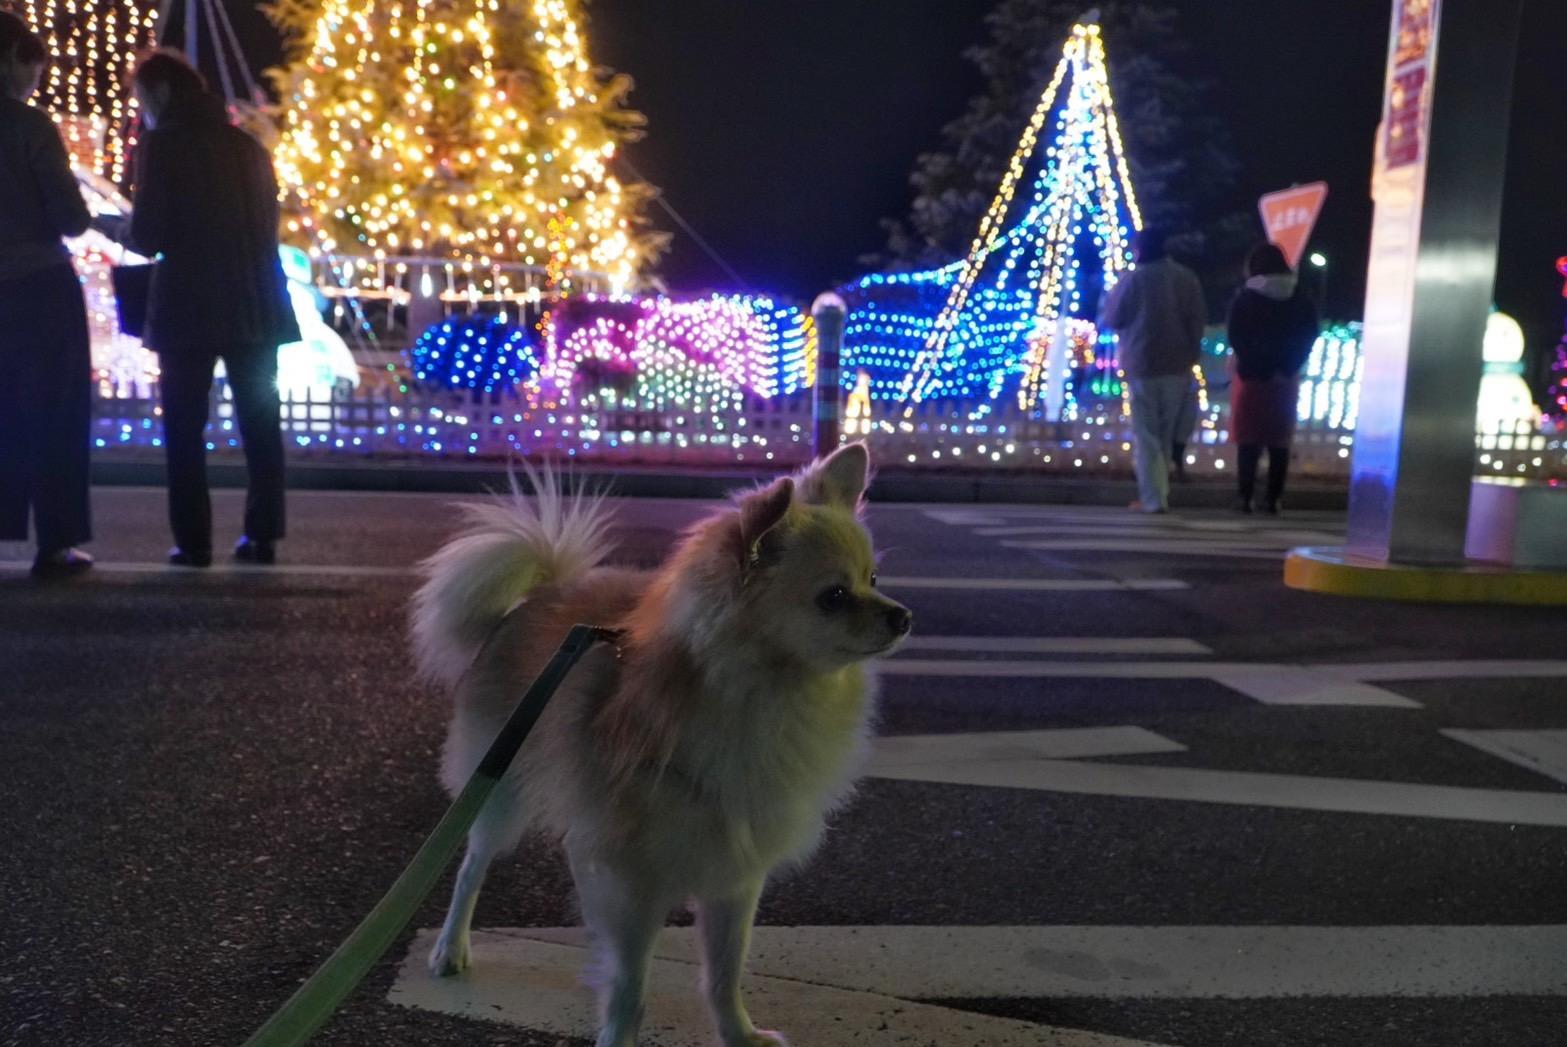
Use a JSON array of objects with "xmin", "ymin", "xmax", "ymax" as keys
[
  {"xmin": 1283, "ymin": 0, "xmax": 1567, "ymax": 603},
  {"xmin": 1258, "ymin": 182, "xmax": 1329, "ymax": 271},
  {"xmin": 1340, "ymin": 0, "xmax": 1525, "ymax": 566}
]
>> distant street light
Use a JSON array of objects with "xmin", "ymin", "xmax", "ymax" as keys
[{"xmin": 1307, "ymin": 253, "xmax": 1329, "ymax": 313}]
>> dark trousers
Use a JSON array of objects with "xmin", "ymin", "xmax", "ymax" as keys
[
  {"xmin": 1237, "ymin": 443, "xmax": 1289, "ymax": 507},
  {"xmin": 0, "ymin": 265, "xmax": 92, "ymax": 553},
  {"xmin": 159, "ymin": 346, "xmax": 285, "ymax": 552}
]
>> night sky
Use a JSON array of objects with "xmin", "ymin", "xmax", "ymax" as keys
[{"xmin": 230, "ymin": 1, "xmax": 1567, "ymax": 362}]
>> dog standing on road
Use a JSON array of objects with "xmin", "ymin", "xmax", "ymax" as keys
[{"xmin": 410, "ymin": 443, "xmax": 911, "ymax": 1046}]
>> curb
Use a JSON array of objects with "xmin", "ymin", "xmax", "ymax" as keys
[
  {"xmin": 91, "ymin": 456, "xmax": 1350, "ymax": 509},
  {"xmin": 1284, "ymin": 546, "xmax": 1567, "ymax": 605}
]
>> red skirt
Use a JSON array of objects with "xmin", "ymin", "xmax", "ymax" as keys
[{"xmin": 1230, "ymin": 375, "xmax": 1299, "ymax": 447}]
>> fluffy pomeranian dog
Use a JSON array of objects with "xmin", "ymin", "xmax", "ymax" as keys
[{"xmin": 410, "ymin": 443, "xmax": 911, "ymax": 1047}]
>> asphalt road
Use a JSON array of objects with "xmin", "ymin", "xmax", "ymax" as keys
[{"xmin": 2, "ymin": 486, "xmax": 1565, "ymax": 1047}]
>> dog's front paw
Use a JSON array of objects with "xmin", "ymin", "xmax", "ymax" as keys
[{"xmin": 428, "ymin": 931, "xmax": 471, "ymax": 977}]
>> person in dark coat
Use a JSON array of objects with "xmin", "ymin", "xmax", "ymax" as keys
[
  {"xmin": 1226, "ymin": 243, "xmax": 1319, "ymax": 514},
  {"xmin": 107, "ymin": 50, "xmax": 300, "ymax": 566},
  {"xmin": 0, "ymin": 13, "xmax": 94, "ymax": 578}
]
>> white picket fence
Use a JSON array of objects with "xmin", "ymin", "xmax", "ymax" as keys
[{"xmin": 89, "ymin": 382, "xmax": 1567, "ymax": 480}]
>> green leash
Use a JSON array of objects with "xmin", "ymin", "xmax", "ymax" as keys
[{"xmin": 243, "ymin": 623, "xmax": 619, "ymax": 1047}]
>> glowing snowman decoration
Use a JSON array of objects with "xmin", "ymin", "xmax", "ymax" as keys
[
  {"xmin": 1476, "ymin": 311, "xmax": 1539, "ymax": 433},
  {"xmin": 275, "ymin": 244, "xmax": 359, "ymax": 399}
]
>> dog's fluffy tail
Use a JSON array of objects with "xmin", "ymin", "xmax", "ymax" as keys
[{"xmin": 411, "ymin": 465, "xmax": 615, "ymax": 687}]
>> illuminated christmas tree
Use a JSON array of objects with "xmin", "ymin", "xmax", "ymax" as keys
[
  {"xmin": 871, "ymin": 17, "xmax": 1141, "ymax": 415},
  {"xmin": 268, "ymin": 0, "xmax": 656, "ymax": 292},
  {"xmin": 16, "ymin": 0, "xmax": 158, "ymax": 182}
]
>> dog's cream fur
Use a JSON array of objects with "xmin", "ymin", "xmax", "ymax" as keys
[{"xmin": 410, "ymin": 444, "xmax": 910, "ymax": 1047}]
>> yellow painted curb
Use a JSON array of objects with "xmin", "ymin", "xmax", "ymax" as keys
[{"xmin": 1284, "ymin": 547, "xmax": 1567, "ymax": 606}]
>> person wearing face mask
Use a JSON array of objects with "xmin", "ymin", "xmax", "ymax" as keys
[
  {"xmin": 0, "ymin": 12, "xmax": 95, "ymax": 578},
  {"xmin": 1225, "ymin": 242, "xmax": 1319, "ymax": 514},
  {"xmin": 98, "ymin": 49, "xmax": 298, "ymax": 567}
]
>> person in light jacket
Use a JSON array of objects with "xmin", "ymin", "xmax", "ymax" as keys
[
  {"xmin": 1099, "ymin": 227, "xmax": 1207, "ymax": 514},
  {"xmin": 105, "ymin": 50, "xmax": 299, "ymax": 566},
  {"xmin": 1226, "ymin": 243, "xmax": 1319, "ymax": 514},
  {"xmin": 0, "ymin": 13, "xmax": 94, "ymax": 578}
]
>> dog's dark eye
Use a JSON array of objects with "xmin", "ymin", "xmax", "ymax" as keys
[
  {"xmin": 869, "ymin": 571, "xmax": 878, "ymax": 588},
  {"xmin": 816, "ymin": 585, "xmax": 850, "ymax": 613}
]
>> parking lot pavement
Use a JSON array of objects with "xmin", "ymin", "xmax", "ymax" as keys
[{"xmin": 2, "ymin": 487, "xmax": 1564, "ymax": 1046}]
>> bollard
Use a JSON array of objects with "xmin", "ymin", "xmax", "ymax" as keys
[{"xmin": 811, "ymin": 292, "xmax": 846, "ymax": 455}]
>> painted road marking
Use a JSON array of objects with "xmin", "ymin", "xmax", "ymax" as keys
[
  {"xmin": 1001, "ymin": 539, "xmax": 1292, "ymax": 560},
  {"xmin": 0, "ymin": 559, "xmax": 414, "ymax": 578},
  {"xmin": 899, "ymin": 636, "xmax": 1211, "ymax": 655},
  {"xmin": 390, "ymin": 928, "xmax": 1165, "ymax": 1047},
  {"xmin": 877, "ymin": 659, "xmax": 1421, "ymax": 706},
  {"xmin": 880, "ymin": 576, "xmax": 1189, "ymax": 592},
  {"xmin": 976, "ymin": 524, "xmax": 1339, "ymax": 543},
  {"xmin": 868, "ymin": 755, "xmax": 1567, "ymax": 826},
  {"xmin": 389, "ymin": 922, "xmax": 1567, "ymax": 1046},
  {"xmin": 869, "ymin": 726, "xmax": 1187, "ymax": 768},
  {"xmin": 0, "ymin": 560, "xmax": 1190, "ymax": 593},
  {"xmin": 524, "ymin": 924, "xmax": 1567, "ymax": 999},
  {"xmin": 1443, "ymin": 729, "xmax": 1567, "ymax": 787}
]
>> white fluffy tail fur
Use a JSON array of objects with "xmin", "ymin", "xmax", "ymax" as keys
[{"xmin": 410, "ymin": 464, "xmax": 616, "ymax": 687}]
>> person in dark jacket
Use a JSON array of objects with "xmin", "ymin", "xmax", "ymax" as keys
[
  {"xmin": 108, "ymin": 50, "xmax": 299, "ymax": 566},
  {"xmin": 0, "ymin": 13, "xmax": 94, "ymax": 578},
  {"xmin": 1226, "ymin": 243, "xmax": 1319, "ymax": 514}
]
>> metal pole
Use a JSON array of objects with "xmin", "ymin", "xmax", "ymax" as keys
[
  {"xmin": 811, "ymin": 292, "xmax": 845, "ymax": 456},
  {"xmin": 1345, "ymin": 0, "xmax": 1525, "ymax": 565}
]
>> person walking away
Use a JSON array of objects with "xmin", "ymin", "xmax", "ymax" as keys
[
  {"xmin": 105, "ymin": 50, "xmax": 299, "ymax": 566},
  {"xmin": 0, "ymin": 13, "xmax": 94, "ymax": 578},
  {"xmin": 1099, "ymin": 227, "xmax": 1206, "ymax": 514},
  {"xmin": 1226, "ymin": 243, "xmax": 1319, "ymax": 514}
]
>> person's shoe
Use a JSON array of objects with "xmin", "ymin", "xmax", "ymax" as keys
[
  {"xmin": 31, "ymin": 547, "xmax": 94, "ymax": 579},
  {"xmin": 1259, "ymin": 499, "xmax": 1281, "ymax": 516},
  {"xmin": 233, "ymin": 537, "xmax": 277, "ymax": 565},
  {"xmin": 1234, "ymin": 498, "xmax": 1253, "ymax": 514},
  {"xmin": 169, "ymin": 546, "xmax": 213, "ymax": 568}
]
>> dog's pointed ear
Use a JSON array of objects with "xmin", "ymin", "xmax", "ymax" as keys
[
  {"xmin": 736, "ymin": 477, "xmax": 794, "ymax": 573},
  {"xmin": 798, "ymin": 442, "xmax": 870, "ymax": 511}
]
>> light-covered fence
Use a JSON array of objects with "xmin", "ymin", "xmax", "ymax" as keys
[{"xmin": 89, "ymin": 380, "xmax": 1566, "ymax": 480}]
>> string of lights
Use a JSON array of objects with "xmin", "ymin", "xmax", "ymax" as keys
[
  {"xmin": 270, "ymin": 0, "xmax": 638, "ymax": 292},
  {"xmin": 17, "ymin": 0, "xmax": 156, "ymax": 183},
  {"xmin": 895, "ymin": 21, "xmax": 1141, "ymax": 412}
]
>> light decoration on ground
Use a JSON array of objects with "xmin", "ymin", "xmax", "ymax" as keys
[
  {"xmin": 411, "ymin": 313, "xmax": 543, "ymax": 394},
  {"xmin": 1546, "ymin": 256, "xmax": 1567, "ymax": 428},
  {"xmin": 538, "ymin": 295, "xmax": 811, "ymax": 404},
  {"xmin": 276, "ymin": 246, "xmax": 361, "ymax": 399},
  {"xmin": 867, "ymin": 19, "xmax": 1140, "ymax": 414},
  {"xmin": 269, "ymin": 0, "xmax": 639, "ymax": 293},
  {"xmin": 1477, "ymin": 311, "xmax": 1540, "ymax": 434},
  {"xmin": 17, "ymin": 0, "xmax": 156, "ymax": 183},
  {"xmin": 1294, "ymin": 323, "xmax": 1364, "ymax": 434}
]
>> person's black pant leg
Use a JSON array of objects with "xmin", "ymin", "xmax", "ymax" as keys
[
  {"xmin": 1237, "ymin": 444, "xmax": 1262, "ymax": 503},
  {"xmin": 0, "ymin": 277, "xmax": 38, "ymax": 543},
  {"xmin": 32, "ymin": 267, "xmax": 93, "ymax": 552},
  {"xmin": 0, "ymin": 266, "xmax": 93, "ymax": 552},
  {"xmin": 224, "ymin": 345, "xmax": 285, "ymax": 542},
  {"xmin": 159, "ymin": 349, "xmax": 218, "ymax": 553},
  {"xmin": 1266, "ymin": 446, "xmax": 1290, "ymax": 505}
]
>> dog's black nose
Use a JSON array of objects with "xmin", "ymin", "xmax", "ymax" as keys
[{"xmin": 886, "ymin": 606, "xmax": 913, "ymax": 635}]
